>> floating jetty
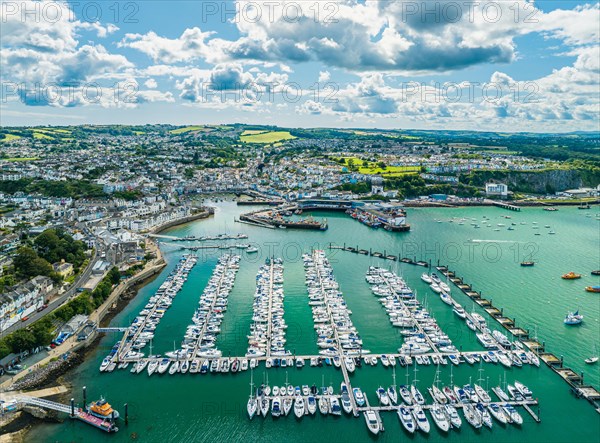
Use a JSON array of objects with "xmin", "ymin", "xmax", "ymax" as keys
[
  {"xmin": 246, "ymin": 258, "xmax": 288, "ymax": 359},
  {"xmin": 16, "ymin": 396, "xmax": 119, "ymax": 433},
  {"xmin": 170, "ymin": 233, "xmax": 248, "ymax": 242},
  {"xmin": 329, "ymin": 243, "xmax": 429, "ymax": 266},
  {"xmin": 488, "ymin": 200, "xmax": 521, "ymax": 211},
  {"xmin": 434, "ymin": 264, "xmax": 600, "ymax": 410}
]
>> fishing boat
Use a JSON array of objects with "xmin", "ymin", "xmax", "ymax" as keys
[
  {"xmin": 585, "ymin": 286, "xmax": 600, "ymax": 293},
  {"xmin": 87, "ymin": 397, "xmax": 120, "ymax": 420},
  {"xmin": 397, "ymin": 406, "xmax": 416, "ymax": 433},
  {"xmin": 562, "ymin": 272, "xmax": 582, "ymax": 280},
  {"xmin": 430, "ymin": 403, "xmax": 450, "ymax": 432},
  {"xmin": 520, "ymin": 261, "xmax": 535, "ymax": 267},
  {"xmin": 564, "ymin": 310, "xmax": 584, "ymax": 325},
  {"xmin": 592, "ymin": 270, "xmax": 600, "ymax": 276},
  {"xmin": 364, "ymin": 410, "xmax": 380, "ymax": 435}
]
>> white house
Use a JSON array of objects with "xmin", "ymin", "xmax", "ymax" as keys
[{"xmin": 485, "ymin": 182, "xmax": 509, "ymax": 197}]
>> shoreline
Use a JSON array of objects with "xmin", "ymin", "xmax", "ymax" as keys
[
  {"xmin": 401, "ymin": 199, "xmax": 599, "ymax": 208},
  {"xmin": 150, "ymin": 207, "xmax": 214, "ymax": 235},
  {"xmin": 1, "ymin": 210, "xmax": 216, "ymax": 440}
]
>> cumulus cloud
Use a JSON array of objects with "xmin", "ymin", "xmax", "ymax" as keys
[
  {"xmin": 0, "ymin": 0, "xmax": 134, "ymax": 107},
  {"xmin": 318, "ymin": 71, "xmax": 331, "ymax": 82},
  {"xmin": 119, "ymin": 27, "xmax": 215, "ymax": 63}
]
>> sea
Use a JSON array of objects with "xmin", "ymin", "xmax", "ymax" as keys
[{"xmin": 30, "ymin": 201, "xmax": 600, "ymax": 442}]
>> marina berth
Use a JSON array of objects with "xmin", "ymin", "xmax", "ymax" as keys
[
  {"xmin": 247, "ymin": 257, "xmax": 289, "ymax": 359},
  {"xmin": 102, "ymin": 255, "xmax": 199, "ymax": 370},
  {"xmin": 303, "ymin": 250, "xmax": 364, "ymax": 357},
  {"xmin": 186, "ymin": 254, "xmax": 240, "ymax": 361}
]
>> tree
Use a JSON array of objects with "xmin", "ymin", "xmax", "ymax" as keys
[
  {"xmin": 13, "ymin": 246, "xmax": 53, "ymax": 279},
  {"xmin": 7, "ymin": 329, "xmax": 36, "ymax": 353}
]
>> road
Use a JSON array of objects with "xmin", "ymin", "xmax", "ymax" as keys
[{"xmin": 1, "ymin": 248, "xmax": 101, "ymax": 336}]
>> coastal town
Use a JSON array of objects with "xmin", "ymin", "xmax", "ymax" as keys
[{"xmin": 0, "ymin": 125, "xmax": 598, "ymax": 440}]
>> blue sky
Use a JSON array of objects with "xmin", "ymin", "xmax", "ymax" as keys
[{"xmin": 1, "ymin": 0, "xmax": 598, "ymax": 131}]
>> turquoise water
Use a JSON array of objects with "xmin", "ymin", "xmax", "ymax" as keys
[{"xmin": 31, "ymin": 202, "xmax": 600, "ymax": 442}]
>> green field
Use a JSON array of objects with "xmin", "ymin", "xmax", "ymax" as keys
[
  {"xmin": 240, "ymin": 131, "xmax": 296, "ymax": 144},
  {"xmin": 240, "ymin": 130, "xmax": 268, "ymax": 136},
  {"xmin": 39, "ymin": 128, "xmax": 71, "ymax": 134},
  {"xmin": 0, "ymin": 134, "xmax": 21, "ymax": 142},
  {"xmin": 338, "ymin": 156, "xmax": 420, "ymax": 176},
  {"xmin": 33, "ymin": 131, "xmax": 53, "ymax": 139},
  {"xmin": 170, "ymin": 126, "xmax": 207, "ymax": 134},
  {"xmin": 2, "ymin": 157, "xmax": 39, "ymax": 162}
]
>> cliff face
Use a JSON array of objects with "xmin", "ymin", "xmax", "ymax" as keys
[
  {"xmin": 462, "ymin": 169, "xmax": 596, "ymax": 193},
  {"xmin": 506, "ymin": 169, "xmax": 583, "ymax": 193}
]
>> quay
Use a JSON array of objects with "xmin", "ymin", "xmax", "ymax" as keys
[
  {"xmin": 435, "ymin": 264, "xmax": 600, "ymax": 410},
  {"xmin": 239, "ymin": 207, "xmax": 328, "ymax": 230},
  {"xmin": 236, "ymin": 190, "xmax": 284, "ymax": 206}
]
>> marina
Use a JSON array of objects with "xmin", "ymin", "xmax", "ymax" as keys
[{"xmin": 30, "ymin": 203, "xmax": 600, "ymax": 443}]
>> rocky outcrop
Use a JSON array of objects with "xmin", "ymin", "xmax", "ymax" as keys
[
  {"xmin": 461, "ymin": 169, "xmax": 594, "ymax": 193},
  {"xmin": 8, "ymin": 352, "xmax": 82, "ymax": 391}
]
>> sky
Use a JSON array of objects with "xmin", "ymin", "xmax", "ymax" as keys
[{"xmin": 0, "ymin": 0, "xmax": 599, "ymax": 132}]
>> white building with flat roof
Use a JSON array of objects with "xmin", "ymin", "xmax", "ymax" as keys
[{"xmin": 485, "ymin": 182, "xmax": 508, "ymax": 197}]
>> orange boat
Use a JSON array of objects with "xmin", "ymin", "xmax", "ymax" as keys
[
  {"xmin": 562, "ymin": 272, "xmax": 582, "ymax": 280},
  {"xmin": 88, "ymin": 397, "xmax": 120, "ymax": 420},
  {"xmin": 585, "ymin": 286, "xmax": 600, "ymax": 293}
]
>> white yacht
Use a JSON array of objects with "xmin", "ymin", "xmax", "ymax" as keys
[
  {"xmin": 364, "ymin": 410, "xmax": 380, "ymax": 435},
  {"xmin": 397, "ymin": 406, "xmax": 416, "ymax": 433},
  {"xmin": 430, "ymin": 403, "xmax": 450, "ymax": 432}
]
